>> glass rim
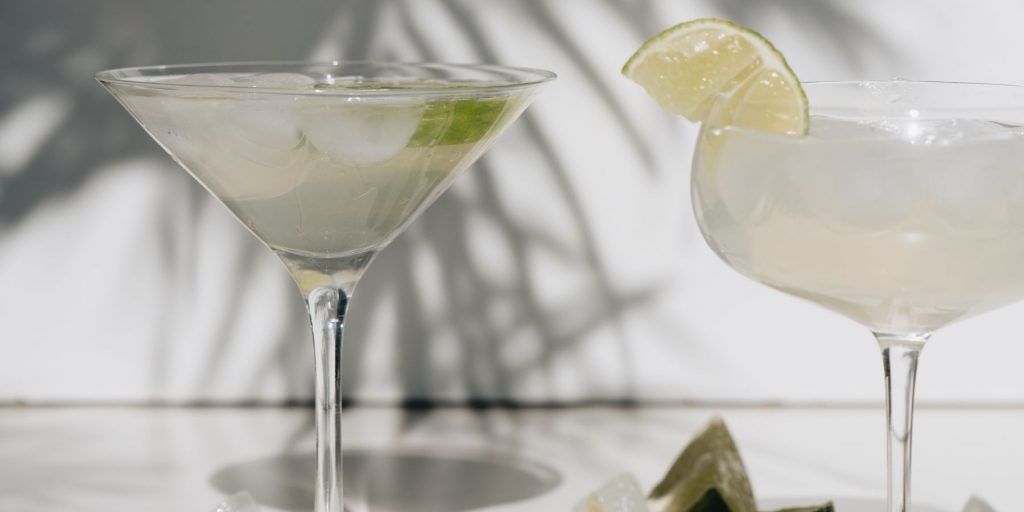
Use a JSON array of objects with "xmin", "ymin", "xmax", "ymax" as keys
[{"xmin": 94, "ymin": 60, "xmax": 557, "ymax": 97}]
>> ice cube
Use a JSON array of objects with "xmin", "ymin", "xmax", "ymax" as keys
[
  {"xmin": 809, "ymin": 116, "xmax": 892, "ymax": 140},
  {"xmin": 573, "ymin": 473, "xmax": 649, "ymax": 512},
  {"xmin": 813, "ymin": 114, "xmax": 1022, "ymax": 146},
  {"xmin": 710, "ymin": 131, "xmax": 779, "ymax": 224},
  {"xmin": 146, "ymin": 72, "xmax": 317, "ymax": 90},
  {"xmin": 926, "ymin": 141, "xmax": 1019, "ymax": 228},
  {"xmin": 130, "ymin": 96, "xmax": 308, "ymax": 200},
  {"xmin": 962, "ymin": 495, "xmax": 997, "ymax": 512},
  {"xmin": 861, "ymin": 117, "xmax": 1020, "ymax": 145},
  {"xmin": 789, "ymin": 137, "xmax": 917, "ymax": 231},
  {"xmin": 228, "ymin": 105, "xmax": 304, "ymax": 152},
  {"xmin": 210, "ymin": 492, "xmax": 262, "ymax": 512},
  {"xmin": 860, "ymin": 79, "xmax": 910, "ymax": 106},
  {"xmin": 301, "ymin": 101, "xmax": 424, "ymax": 167},
  {"xmin": 150, "ymin": 73, "xmax": 239, "ymax": 87},
  {"xmin": 226, "ymin": 72, "xmax": 317, "ymax": 89}
]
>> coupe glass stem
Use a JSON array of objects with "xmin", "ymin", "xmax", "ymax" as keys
[
  {"xmin": 307, "ymin": 286, "xmax": 351, "ymax": 512},
  {"xmin": 875, "ymin": 332, "xmax": 928, "ymax": 512}
]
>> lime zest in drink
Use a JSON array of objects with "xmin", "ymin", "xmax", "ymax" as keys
[{"xmin": 409, "ymin": 97, "xmax": 513, "ymax": 146}]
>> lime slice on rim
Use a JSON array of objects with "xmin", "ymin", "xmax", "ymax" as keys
[{"xmin": 622, "ymin": 18, "xmax": 808, "ymax": 135}]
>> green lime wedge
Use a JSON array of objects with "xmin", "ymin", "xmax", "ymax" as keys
[{"xmin": 622, "ymin": 18, "xmax": 808, "ymax": 135}]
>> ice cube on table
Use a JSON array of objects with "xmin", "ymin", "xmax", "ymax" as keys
[
  {"xmin": 573, "ymin": 473, "xmax": 649, "ymax": 512},
  {"xmin": 210, "ymin": 492, "xmax": 261, "ymax": 512},
  {"xmin": 962, "ymin": 495, "xmax": 997, "ymax": 512}
]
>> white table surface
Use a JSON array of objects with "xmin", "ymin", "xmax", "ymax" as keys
[{"xmin": 0, "ymin": 405, "xmax": 1018, "ymax": 511}]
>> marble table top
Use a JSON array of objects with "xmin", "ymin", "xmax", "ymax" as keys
[{"xmin": 0, "ymin": 405, "xmax": 1019, "ymax": 511}]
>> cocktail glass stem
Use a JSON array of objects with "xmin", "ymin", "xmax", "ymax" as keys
[
  {"xmin": 307, "ymin": 285, "xmax": 352, "ymax": 512},
  {"xmin": 876, "ymin": 332, "xmax": 928, "ymax": 512}
]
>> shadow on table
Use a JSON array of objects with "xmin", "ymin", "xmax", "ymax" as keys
[
  {"xmin": 210, "ymin": 448, "xmax": 561, "ymax": 511},
  {"xmin": 761, "ymin": 497, "xmax": 949, "ymax": 512}
]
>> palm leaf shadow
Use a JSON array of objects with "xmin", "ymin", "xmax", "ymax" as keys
[
  {"xmin": 710, "ymin": 0, "xmax": 905, "ymax": 74},
  {"xmin": 324, "ymin": 0, "xmax": 685, "ymax": 422}
]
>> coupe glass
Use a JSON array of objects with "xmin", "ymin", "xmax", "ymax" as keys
[
  {"xmin": 96, "ymin": 61, "xmax": 554, "ymax": 512},
  {"xmin": 693, "ymin": 81, "xmax": 1024, "ymax": 512}
]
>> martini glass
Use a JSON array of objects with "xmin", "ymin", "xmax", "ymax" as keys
[
  {"xmin": 96, "ymin": 62, "xmax": 554, "ymax": 512},
  {"xmin": 693, "ymin": 81, "xmax": 1024, "ymax": 511}
]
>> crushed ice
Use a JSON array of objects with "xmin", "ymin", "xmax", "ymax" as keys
[
  {"xmin": 573, "ymin": 473, "xmax": 649, "ymax": 512},
  {"xmin": 210, "ymin": 492, "xmax": 261, "ymax": 512}
]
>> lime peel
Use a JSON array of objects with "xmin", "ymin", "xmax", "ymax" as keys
[{"xmin": 622, "ymin": 17, "xmax": 808, "ymax": 135}]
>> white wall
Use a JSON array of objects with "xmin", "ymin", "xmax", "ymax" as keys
[{"xmin": 2, "ymin": 0, "xmax": 1024, "ymax": 405}]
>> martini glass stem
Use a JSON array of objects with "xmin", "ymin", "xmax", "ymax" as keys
[
  {"xmin": 308, "ymin": 286, "xmax": 351, "ymax": 512},
  {"xmin": 876, "ymin": 333, "xmax": 927, "ymax": 512}
]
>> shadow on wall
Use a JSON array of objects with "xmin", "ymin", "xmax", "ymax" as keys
[
  {"xmin": 709, "ymin": 0, "xmax": 903, "ymax": 74},
  {"xmin": 332, "ymin": 0, "xmax": 671, "ymax": 404},
  {"xmin": 0, "ymin": 0, "xmax": 896, "ymax": 405},
  {"xmin": 0, "ymin": 1, "xmax": 342, "ymax": 400}
]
